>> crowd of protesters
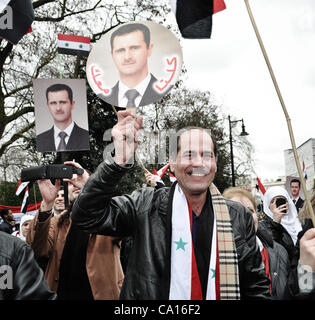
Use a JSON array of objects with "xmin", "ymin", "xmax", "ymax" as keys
[{"xmin": 1, "ymin": 111, "xmax": 315, "ymax": 300}]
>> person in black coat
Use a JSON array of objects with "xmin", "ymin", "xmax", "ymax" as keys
[
  {"xmin": 0, "ymin": 209, "xmax": 15, "ymax": 234},
  {"xmin": 284, "ymin": 190, "xmax": 315, "ymax": 299},
  {"xmin": 0, "ymin": 231, "xmax": 56, "ymax": 300},
  {"xmin": 71, "ymin": 112, "xmax": 271, "ymax": 300},
  {"xmin": 260, "ymin": 186, "xmax": 302, "ymax": 265},
  {"xmin": 223, "ymin": 187, "xmax": 290, "ymax": 299},
  {"xmin": 290, "ymin": 179, "xmax": 305, "ymax": 214}
]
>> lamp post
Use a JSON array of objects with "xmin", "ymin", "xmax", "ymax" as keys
[{"xmin": 228, "ymin": 115, "xmax": 249, "ymax": 186}]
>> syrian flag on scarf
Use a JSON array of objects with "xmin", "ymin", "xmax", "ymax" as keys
[
  {"xmin": 303, "ymin": 161, "xmax": 307, "ymax": 180},
  {"xmin": 57, "ymin": 34, "xmax": 91, "ymax": 57},
  {"xmin": 169, "ymin": 0, "xmax": 226, "ymax": 39},
  {"xmin": 255, "ymin": 177, "xmax": 266, "ymax": 202}
]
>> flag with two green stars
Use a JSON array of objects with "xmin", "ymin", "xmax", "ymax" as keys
[{"xmin": 57, "ymin": 34, "xmax": 91, "ymax": 57}]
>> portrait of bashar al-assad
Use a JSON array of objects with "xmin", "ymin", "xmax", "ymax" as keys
[
  {"xmin": 33, "ymin": 79, "xmax": 90, "ymax": 153},
  {"xmin": 86, "ymin": 21, "xmax": 183, "ymax": 110}
]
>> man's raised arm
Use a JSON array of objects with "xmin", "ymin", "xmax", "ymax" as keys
[{"xmin": 71, "ymin": 110, "xmax": 145, "ymax": 237}]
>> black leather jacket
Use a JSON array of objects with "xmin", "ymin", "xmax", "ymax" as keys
[
  {"xmin": 0, "ymin": 231, "xmax": 56, "ymax": 300},
  {"xmin": 257, "ymin": 225, "xmax": 290, "ymax": 299},
  {"xmin": 72, "ymin": 156, "xmax": 270, "ymax": 300}
]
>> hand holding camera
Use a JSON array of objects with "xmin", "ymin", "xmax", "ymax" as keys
[
  {"xmin": 63, "ymin": 161, "xmax": 89, "ymax": 190},
  {"xmin": 269, "ymin": 197, "xmax": 288, "ymax": 223},
  {"xmin": 21, "ymin": 162, "xmax": 87, "ymax": 212}
]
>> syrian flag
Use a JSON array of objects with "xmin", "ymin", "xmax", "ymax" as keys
[
  {"xmin": 16, "ymin": 180, "xmax": 32, "ymax": 213},
  {"xmin": 170, "ymin": 0, "xmax": 226, "ymax": 39},
  {"xmin": 57, "ymin": 34, "xmax": 91, "ymax": 57},
  {"xmin": 157, "ymin": 163, "xmax": 170, "ymax": 178},
  {"xmin": 256, "ymin": 177, "xmax": 266, "ymax": 202},
  {"xmin": 169, "ymin": 172, "xmax": 177, "ymax": 183},
  {"xmin": 20, "ymin": 186, "xmax": 29, "ymax": 213},
  {"xmin": 152, "ymin": 168, "xmax": 165, "ymax": 185},
  {"xmin": 16, "ymin": 180, "xmax": 29, "ymax": 197},
  {"xmin": 303, "ymin": 161, "xmax": 307, "ymax": 180}
]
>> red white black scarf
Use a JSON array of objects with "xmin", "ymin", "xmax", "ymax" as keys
[{"xmin": 169, "ymin": 183, "xmax": 240, "ymax": 300}]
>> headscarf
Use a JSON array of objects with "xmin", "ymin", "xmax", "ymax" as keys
[
  {"xmin": 15, "ymin": 214, "xmax": 34, "ymax": 241},
  {"xmin": 263, "ymin": 186, "xmax": 302, "ymax": 245}
]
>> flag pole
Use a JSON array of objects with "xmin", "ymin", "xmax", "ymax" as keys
[
  {"xmin": 58, "ymin": 53, "xmax": 63, "ymax": 79},
  {"xmin": 33, "ymin": 185, "xmax": 37, "ymax": 210},
  {"xmin": 244, "ymin": 0, "xmax": 315, "ymax": 225}
]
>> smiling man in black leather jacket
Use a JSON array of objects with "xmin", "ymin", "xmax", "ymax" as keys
[
  {"xmin": 71, "ymin": 110, "xmax": 270, "ymax": 300},
  {"xmin": 0, "ymin": 231, "xmax": 56, "ymax": 300}
]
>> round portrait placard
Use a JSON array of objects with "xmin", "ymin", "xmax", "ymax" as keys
[{"xmin": 86, "ymin": 21, "xmax": 183, "ymax": 110}]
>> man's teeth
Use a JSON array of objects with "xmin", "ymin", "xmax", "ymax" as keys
[{"xmin": 191, "ymin": 173, "xmax": 205, "ymax": 177}]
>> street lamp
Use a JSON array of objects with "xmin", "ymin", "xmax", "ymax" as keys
[{"xmin": 228, "ymin": 115, "xmax": 249, "ymax": 187}]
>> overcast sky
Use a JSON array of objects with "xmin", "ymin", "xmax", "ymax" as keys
[{"xmin": 180, "ymin": 0, "xmax": 315, "ymax": 181}]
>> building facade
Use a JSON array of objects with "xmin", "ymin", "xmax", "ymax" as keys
[{"xmin": 284, "ymin": 138, "xmax": 315, "ymax": 192}]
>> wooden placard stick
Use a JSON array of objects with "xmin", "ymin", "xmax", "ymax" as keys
[{"xmin": 244, "ymin": 0, "xmax": 315, "ymax": 225}]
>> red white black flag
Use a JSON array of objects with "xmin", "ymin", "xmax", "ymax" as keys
[
  {"xmin": 256, "ymin": 177, "xmax": 266, "ymax": 202},
  {"xmin": 20, "ymin": 186, "xmax": 29, "ymax": 213},
  {"xmin": 0, "ymin": 0, "xmax": 34, "ymax": 44},
  {"xmin": 57, "ymin": 34, "xmax": 91, "ymax": 57},
  {"xmin": 169, "ymin": 0, "xmax": 226, "ymax": 38},
  {"xmin": 16, "ymin": 180, "xmax": 30, "ymax": 213},
  {"xmin": 16, "ymin": 180, "xmax": 29, "ymax": 196}
]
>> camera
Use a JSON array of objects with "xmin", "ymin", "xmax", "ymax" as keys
[{"xmin": 21, "ymin": 164, "xmax": 84, "ymax": 182}]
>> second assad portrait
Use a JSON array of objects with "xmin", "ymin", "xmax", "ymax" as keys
[{"xmin": 33, "ymin": 79, "xmax": 90, "ymax": 153}]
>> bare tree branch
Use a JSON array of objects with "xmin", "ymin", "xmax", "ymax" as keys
[
  {"xmin": 6, "ymin": 107, "xmax": 34, "ymax": 124},
  {"xmin": 35, "ymin": 1, "xmax": 103, "ymax": 22},
  {"xmin": 0, "ymin": 121, "xmax": 35, "ymax": 156}
]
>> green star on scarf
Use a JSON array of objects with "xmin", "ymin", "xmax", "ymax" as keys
[
  {"xmin": 174, "ymin": 237, "xmax": 188, "ymax": 251},
  {"xmin": 211, "ymin": 268, "xmax": 216, "ymax": 279}
]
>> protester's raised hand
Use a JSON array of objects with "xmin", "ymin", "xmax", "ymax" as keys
[
  {"xmin": 269, "ymin": 198, "xmax": 288, "ymax": 223},
  {"xmin": 112, "ymin": 110, "xmax": 143, "ymax": 166},
  {"xmin": 145, "ymin": 171, "xmax": 157, "ymax": 187},
  {"xmin": 63, "ymin": 161, "xmax": 89, "ymax": 189},
  {"xmin": 300, "ymin": 228, "xmax": 315, "ymax": 271},
  {"xmin": 38, "ymin": 179, "xmax": 61, "ymax": 211}
]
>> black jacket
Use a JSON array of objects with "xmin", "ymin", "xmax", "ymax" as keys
[
  {"xmin": 284, "ymin": 219, "xmax": 315, "ymax": 299},
  {"xmin": 259, "ymin": 214, "xmax": 298, "ymax": 266},
  {"xmin": 0, "ymin": 231, "xmax": 56, "ymax": 300},
  {"xmin": 71, "ymin": 156, "xmax": 270, "ymax": 300},
  {"xmin": 0, "ymin": 221, "xmax": 13, "ymax": 234},
  {"xmin": 257, "ymin": 225, "xmax": 290, "ymax": 299},
  {"xmin": 294, "ymin": 197, "xmax": 305, "ymax": 213}
]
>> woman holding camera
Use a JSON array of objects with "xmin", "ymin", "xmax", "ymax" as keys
[{"xmin": 259, "ymin": 186, "xmax": 302, "ymax": 264}]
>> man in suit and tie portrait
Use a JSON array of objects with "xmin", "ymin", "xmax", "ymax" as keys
[
  {"xmin": 36, "ymin": 83, "xmax": 90, "ymax": 152},
  {"xmin": 106, "ymin": 23, "xmax": 170, "ymax": 109},
  {"xmin": 290, "ymin": 178, "xmax": 305, "ymax": 214}
]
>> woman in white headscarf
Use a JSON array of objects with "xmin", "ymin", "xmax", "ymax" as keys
[
  {"xmin": 12, "ymin": 214, "xmax": 34, "ymax": 242},
  {"xmin": 260, "ymin": 186, "xmax": 302, "ymax": 263}
]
